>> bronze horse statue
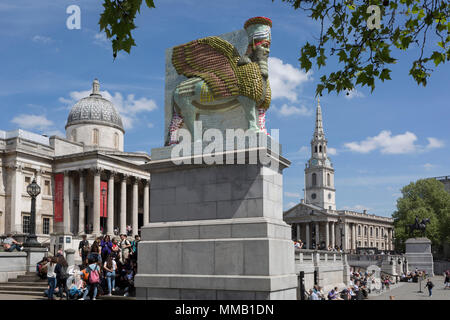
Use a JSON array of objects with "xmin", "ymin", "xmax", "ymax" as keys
[{"xmin": 406, "ymin": 217, "xmax": 430, "ymax": 237}]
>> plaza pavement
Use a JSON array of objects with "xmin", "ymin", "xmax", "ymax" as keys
[{"xmin": 368, "ymin": 276, "xmax": 450, "ymax": 300}]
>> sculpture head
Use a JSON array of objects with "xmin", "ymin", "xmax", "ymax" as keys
[{"xmin": 244, "ymin": 16, "xmax": 272, "ymax": 78}]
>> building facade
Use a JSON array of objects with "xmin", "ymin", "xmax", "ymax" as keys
[
  {"xmin": 0, "ymin": 80, "xmax": 150, "ymax": 243},
  {"xmin": 284, "ymin": 100, "xmax": 394, "ymax": 252}
]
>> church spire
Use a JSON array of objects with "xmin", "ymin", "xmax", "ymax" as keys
[
  {"xmin": 90, "ymin": 78, "xmax": 101, "ymax": 97},
  {"xmin": 314, "ymin": 98, "xmax": 324, "ymax": 139}
]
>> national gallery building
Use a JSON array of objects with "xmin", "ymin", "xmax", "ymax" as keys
[
  {"xmin": 0, "ymin": 80, "xmax": 150, "ymax": 244},
  {"xmin": 284, "ymin": 101, "xmax": 394, "ymax": 252}
]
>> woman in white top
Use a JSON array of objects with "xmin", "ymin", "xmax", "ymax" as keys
[
  {"xmin": 46, "ymin": 256, "xmax": 57, "ymax": 300},
  {"xmin": 103, "ymin": 255, "xmax": 117, "ymax": 296}
]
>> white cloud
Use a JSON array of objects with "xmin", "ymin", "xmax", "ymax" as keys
[
  {"xmin": 59, "ymin": 88, "xmax": 158, "ymax": 130},
  {"xmin": 11, "ymin": 114, "xmax": 53, "ymax": 131},
  {"xmin": 93, "ymin": 32, "xmax": 109, "ymax": 48},
  {"xmin": 343, "ymin": 130, "xmax": 444, "ymax": 154},
  {"xmin": 274, "ymin": 104, "xmax": 313, "ymax": 117},
  {"xmin": 147, "ymin": 123, "xmax": 155, "ymax": 128},
  {"xmin": 32, "ymin": 35, "xmax": 52, "ymax": 44},
  {"xmin": 423, "ymin": 163, "xmax": 434, "ymax": 171},
  {"xmin": 285, "ymin": 192, "xmax": 301, "ymax": 198},
  {"xmin": 426, "ymin": 137, "xmax": 444, "ymax": 149},
  {"xmin": 44, "ymin": 129, "xmax": 65, "ymax": 137},
  {"xmin": 328, "ymin": 147, "xmax": 337, "ymax": 155},
  {"xmin": 268, "ymin": 57, "xmax": 312, "ymax": 102},
  {"xmin": 344, "ymin": 89, "xmax": 365, "ymax": 99}
]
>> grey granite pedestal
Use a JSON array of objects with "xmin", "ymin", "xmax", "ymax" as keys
[
  {"xmin": 404, "ymin": 237, "xmax": 434, "ymax": 276},
  {"xmin": 135, "ymin": 145, "xmax": 297, "ymax": 300}
]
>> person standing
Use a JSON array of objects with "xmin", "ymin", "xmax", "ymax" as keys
[
  {"xmin": 79, "ymin": 258, "xmax": 101, "ymax": 300},
  {"xmin": 444, "ymin": 271, "xmax": 450, "ymax": 289},
  {"xmin": 103, "ymin": 256, "xmax": 117, "ymax": 296},
  {"xmin": 55, "ymin": 255, "xmax": 69, "ymax": 300},
  {"xmin": 90, "ymin": 237, "xmax": 102, "ymax": 264},
  {"xmin": 425, "ymin": 278, "xmax": 434, "ymax": 297},
  {"xmin": 101, "ymin": 235, "xmax": 113, "ymax": 262},
  {"xmin": 130, "ymin": 235, "xmax": 140, "ymax": 262},
  {"xmin": 47, "ymin": 257, "xmax": 57, "ymax": 300},
  {"xmin": 119, "ymin": 234, "xmax": 131, "ymax": 263},
  {"xmin": 78, "ymin": 235, "xmax": 90, "ymax": 267}
]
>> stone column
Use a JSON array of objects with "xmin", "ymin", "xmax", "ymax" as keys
[
  {"xmin": 69, "ymin": 173, "xmax": 76, "ymax": 234},
  {"xmin": 143, "ymin": 179, "xmax": 150, "ymax": 226},
  {"xmin": 352, "ymin": 224, "xmax": 356, "ymax": 250},
  {"xmin": 331, "ymin": 221, "xmax": 335, "ymax": 249},
  {"xmin": 305, "ymin": 223, "xmax": 310, "ymax": 249},
  {"xmin": 35, "ymin": 170, "xmax": 43, "ymax": 234},
  {"xmin": 120, "ymin": 175, "xmax": 127, "ymax": 235},
  {"xmin": 8, "ymin": 163, "xmax": 23, "ymax": 233},
  {"xmin": 325, "ymin": 221, "xmax": 330, "ymax": 249},
  {"xmin": 296, "ymin": 223, "xmax": 301, "ymax": 241},
  {"xmin": 107, "ymin": 172, "xmax": 115, "ymax": 235},
  {"xmin": 63, "ymin": 171, "xmax": 71, "ymax": 234},
  {"xmin": 388, "ymin": 228, "xmax": 392, "ymax": 251},
  {"xmin": 78, "ymin": 170, "xmax": 85, "ymax": 235},
  {"xmin": 132, "ymin": 177, "xmax": 139, "ymax": 236},
  {"xmin": 92, "ymin": 168, "xmax": 101, "ymax": 235},
  {"xmin": 315, "ymin": 222, "xmax": 319, "ymax": 249}
]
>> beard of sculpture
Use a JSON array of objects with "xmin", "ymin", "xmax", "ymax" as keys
[{"xmin": 251, "ymin": 45, "xmax": 270, "ymax": 79}]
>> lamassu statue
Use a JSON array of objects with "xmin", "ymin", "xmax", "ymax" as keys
[{"xmin": 166, "ymin": 17, "xmax": 272, "ymax": 146}]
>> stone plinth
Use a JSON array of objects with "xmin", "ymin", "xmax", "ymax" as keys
[
  {"xmin": 404, "ymin": 238, "xmax": 434, "ymax": 276},
  {"xmin": 23, "ymin": 246, "xmax": 48, "ymax": 272},
  {"xmin": 135, "ymin": 145, "xmax": 298, "ymax": 300}
]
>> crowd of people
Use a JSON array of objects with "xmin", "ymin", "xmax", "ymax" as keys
[
  {"xmin": 36, "ymin": 233, "xmax": 140, "ymax": 300},
  {"xmin": 400, "ymin": 269, "xmax": 427, "ymax": 283}
]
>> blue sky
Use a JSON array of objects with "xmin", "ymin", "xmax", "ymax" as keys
[{"xmin": 0, "ymin": 0, "xmax": 449, "ymax": 218}]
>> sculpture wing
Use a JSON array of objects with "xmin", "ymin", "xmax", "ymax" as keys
[{"xmin": 172, "ymin": 36, "xmax": 240, "ymax": 99}]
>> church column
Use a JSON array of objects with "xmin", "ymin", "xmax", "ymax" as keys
[
  {"xmin": 296, "ymin": 223, "xmax": 301, "ymax": 241},
  {"xmin": 325, "ymin": 221, "xmax": 330, "ymax": 249},
  {"xmin": 143, "ymin": 179, "xmax": 150, "ymax": 225},
  {"xmin": 69, "ymin": 173, "xmax": 76, "ymax": 234},
  {"xmin": 92, "ymin": 168, "xmax": 101, "ymax": 235},
  {"xmin": 132, "ymin": 177, "xmax": 139, "ymax": 236},
  {"xmin": 315, "ymin": 222, "xmax": 320, "ymax": 249},
  {"xmin": 107, "ymin": 172, "xmax": 115, "ymax": 235},
  {"xmin": 120, "ymin": 174, "xmax": 127, "ymax": 235},
  {"xmin": 78, "ymin": 170, "xmax": 85, "ymax": 235},
  {"xmin": 63, "ymin": 170, "xmax": 71, "ymax": 234},
  {"xmin": 352, "ymin": 224, "xmax": 356, "ymax": 250},
  {"xmin": 305, "ymin": 223, "xmax": 310, "ymax": 249},
  {"xmin": 331, "ymin": 221, "xmax": 335, "ymax": 249}
]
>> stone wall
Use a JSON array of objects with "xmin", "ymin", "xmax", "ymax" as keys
[
  {"xmin": 0, "ymin": 252, "xmax": 27, "ymax": 282},
  {"xmin": 295, "ymin": 249, "xmax": 350, "ymax": 294}
]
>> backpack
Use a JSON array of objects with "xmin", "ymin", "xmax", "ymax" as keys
[
  {"xmin": 59, "ymin": 265, "xmax": 69, "ymax": 280},
  {"xmin": 87, "ymin": 265, "xmax": 100, "ymax": 284}
]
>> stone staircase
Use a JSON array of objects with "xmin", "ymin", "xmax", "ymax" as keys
[{"xmin": 0, "ymin": 272, "xmax": 47, "ymax": 297}]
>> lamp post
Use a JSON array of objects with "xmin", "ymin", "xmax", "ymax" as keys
[
  {"xmin": 25, "ymin": 178, "xmax": 41, "ymax": 247},
  {"xmin": 101, "ymin": 186, "xmax": 107, "ymax": 235},
  {"xmin": 338, "ymin": 217, "xmax": 344, "ymax": 251}
]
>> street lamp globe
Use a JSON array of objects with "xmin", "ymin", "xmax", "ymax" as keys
[{"xmin": 27, "ymin": 179, "xmax": 41, "ymax": 197}]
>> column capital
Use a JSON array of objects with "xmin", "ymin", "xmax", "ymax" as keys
[
  {"xmin": 90, "ymin": 167, "xmax": 102, "ymax": 176},
  {"xmin": 107, "ymin": 170, "xmax": 118, "ymax": 180},
  {"xmin": 132, "ymin": 176, "xmax": 139, "ymax": 185},
  {"xmin": 141, "ymin": 178, "xmax": 150, "ymax": 186},
  {"xmin": 78, "ymin": 168, "xmax": 87, "ymax": 177},
  {"xmin": 6, "ymin": 162, "xmax": 23, "ymax": 172},
  {"xmin": 120, "ymin": 173, "xmax": 129, "ymax": 181}
]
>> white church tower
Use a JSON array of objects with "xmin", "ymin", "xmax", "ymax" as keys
[{"xmin": 304, "ymin": 99, "xmax": 336, "ymax": 210}]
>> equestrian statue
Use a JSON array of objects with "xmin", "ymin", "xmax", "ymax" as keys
[{"xmin": 406, "ymin": 216, "xmax": 431, "ymax": 237}]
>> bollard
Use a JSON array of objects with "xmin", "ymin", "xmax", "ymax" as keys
[{"xmin": 65, "ymin": 248, "xmax": 76, "ymax": 267}]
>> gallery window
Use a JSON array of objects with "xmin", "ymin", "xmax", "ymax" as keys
[
  {"xmin": 311, "ymin": 193, "xmax": 317, "ymax": 200},
  {"xmin": 376, "ymin": 228, "xmax": 379, "ymax": 237},
  {"xmin": 44, "ymin": 180, "xmax": 51, "ymax": 195},
  {"xmin": 327, "ymin": 173, "xmax": 330, "ymax": 186},
  {"xmin": 43, "ymin": 217, "xmax": 50, "ymax": 234},
  {"xmin": 114, "ymin": 132, "xmax": 119, "ymax": 149},
  {"xmin": 312, "ymin": 173, "xmax": 317, "ymax": 186},
  {"xmin": 358, "ymin": 225, "xmax": 361, "ymax": 236},
  {"xmin": 370, "ymin": 227, "xmax": 373, "ymax": 237},
  {"xmin": 319, "ymin": 145, "xmax": 322, "ymax": 153},
  {"xmin": 93, "ymin": 128, "xmax": 99, "ymax": 145},
  {"xmin": 314, "ymin": 146, "xmax": 317, "ymax": 153},
  {"xmin": 22, "ymin": 215, "xmax": 31, "ymax": 234}
]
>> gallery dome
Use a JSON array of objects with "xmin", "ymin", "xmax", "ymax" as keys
[{"xmin": 66, "ymin": 79, "xmax": 124, "ymax": 132}]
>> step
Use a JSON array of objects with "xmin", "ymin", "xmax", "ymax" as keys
[
  {"xmin": 4, "ymin": 281, "xmax": 47, "ymax": 287},
  {"xmin": 0, "ymin": 290, "xmax": 44, "ymax": 297},
  {"xmin": 0, "ymin": 285, "xmax": 47, "ymax": 292}
]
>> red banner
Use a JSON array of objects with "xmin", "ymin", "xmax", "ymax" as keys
[
  {"xmin": 100, "ymin": 181, "xmax": 108, "ymax": 218},
  {"xmin": 54, "ymin": 173, "xmax": 64, "ymax": 223}
]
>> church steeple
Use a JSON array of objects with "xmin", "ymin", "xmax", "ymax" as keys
[{"xmin": 304, "ymin": 99, "xmax": 336, "ymax": 210}]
